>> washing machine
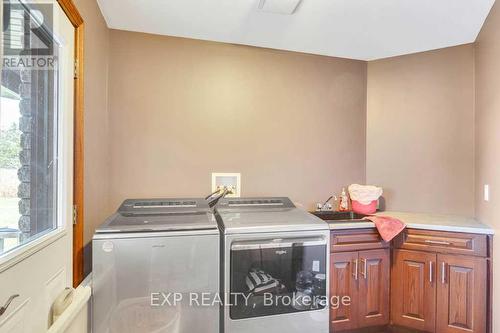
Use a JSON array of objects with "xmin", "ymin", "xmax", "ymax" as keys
[
  {"xmin": 92, "ymin": 198, "xmax": 220, "ymax": 333},
  {"xmin": 215, "ymin": 197, "xmax": 330, "ymax": 333}
]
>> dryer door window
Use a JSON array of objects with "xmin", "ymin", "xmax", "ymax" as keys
[{"xmin": 229, "ymin": 237, "xmax": 327, "ymax": 319}]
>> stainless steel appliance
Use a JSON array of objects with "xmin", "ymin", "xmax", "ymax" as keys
[
  {"xmin": 216, "ymin": 197, "xmax": 330, "ymax": 333},
  {"xmin": 92, "ymin": 198, "xmax": 220, "ymax": 333}
]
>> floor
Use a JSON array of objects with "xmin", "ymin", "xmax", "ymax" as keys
[{"xmin": 338, "ymin": 326, "xmax": 424, "ymax": 333}]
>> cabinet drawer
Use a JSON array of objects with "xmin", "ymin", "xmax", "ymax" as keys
[
  {"xmin": 331, "ymin": 229, "xmax": 389, "ymax": 252},
  {"xmin": 394, "ymin": 229, "xmax": 488, "ymax": 257}
]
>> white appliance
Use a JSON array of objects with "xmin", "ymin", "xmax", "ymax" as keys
[
  {"xmin": 92, "ymin": 198, "xmax": 220, "ymax": 333},
  {"xmin": 215, "ymin": 197, "xmax": 330, "ymax": 333}
]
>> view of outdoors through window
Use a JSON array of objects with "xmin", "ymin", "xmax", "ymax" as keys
[
  {"xmin": 0, "ymin": 85, "xmax": 22, "ymax": 252},
  {"xmin": 1, "ymin": 0, "xmax": 59, "ymax": 256}
]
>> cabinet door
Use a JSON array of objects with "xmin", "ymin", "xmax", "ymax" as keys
[
  {"xmin": 391, "ymin": 250, "xmax": 437, "ymax": 332},
  {"xmin": 436, "ymin": 254, "xmax": 487, "ymax": 333},
  {"xmin": 330, "ymin": 251, "xmax": 359, "ymax": 331},
  {"xmin": 358, "ymin": 249, "xmax": 390, "ymax": 328}
]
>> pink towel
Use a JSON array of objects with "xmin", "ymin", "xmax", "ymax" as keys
[{"xmin": 363, "ymin": 215, "xmax": 406, "ymax": 242}]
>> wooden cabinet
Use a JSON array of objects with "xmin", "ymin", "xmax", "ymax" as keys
[
  {"xmin": 330, "ymin": 230, "xmax": 390, "ymax": 332},
  {"xmin": 358, "ymin": 249, "xmax": 390, "ymax": 328},
  {"xmin": 331, "ymin": 251, "xmax": 359, "ymax": 331},
  {"xmin": 436, "ymin": 254, "xmax": 487, "ymax": 333},
  {"xmin": 392, "ymin": 231, "xmax": 489, "ymax": 333},
  {"xmin": 328, "ymin": 227, "xmax": 491, "ymax": 333},
  {"xmin": 391, "ymin": 249, "xmax": 437, "ymax": 332},
  {"xmin": 331, "ymin": 228, "xmax": 389, "ymax": 252},
  {"xmin": 394, "ymin": 229, "xmax": 488, "ymax": 257}
]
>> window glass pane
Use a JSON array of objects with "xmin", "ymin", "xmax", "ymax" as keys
[{"xmin": 1, "ymin": 0, "xmax": 59, "ymax": 255}]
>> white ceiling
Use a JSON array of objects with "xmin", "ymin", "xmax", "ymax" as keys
[{"xmin": 97, "ymin": 0, "xmax": 495, "ymax": 61}]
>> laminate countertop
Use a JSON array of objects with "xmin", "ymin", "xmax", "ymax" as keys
[{"xmin": 327, "ymin": 211, "xmax": 494, "ymax": 235}]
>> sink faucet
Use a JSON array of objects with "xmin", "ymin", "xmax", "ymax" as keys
[{"xmin": 316, "ymin": 195, "xmax": 338, "ymax": 211}]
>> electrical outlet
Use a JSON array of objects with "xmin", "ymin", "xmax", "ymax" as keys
[
  {"xmin": 212, "ymin": 173, "xmax": 241, "ymax": 198},
  {"xmin": 484, "ymin": 184, "xmax": 490, "ymax": 202}
]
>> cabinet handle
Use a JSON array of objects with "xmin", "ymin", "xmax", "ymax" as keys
[
  {"xmin": 361, "ymin": 258, "xmax": 367, "ymax": 279},
  {"xmin": 429, "ymin": 261, "xmax": 433, "ymax": 283},
  {"xmin": 425, "ymin": 239, "xmax": 451, "ymax": 245},
  {"xmin": 441, "ymin": 262, "xmax": 446, "ymax": 284},
  {"xmin": 353, "ymin": 259, "xmax": 358, "ymax": 280}
]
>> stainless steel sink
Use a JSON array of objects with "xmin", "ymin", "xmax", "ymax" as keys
[{"xmin": 311, "ymin": 211, "xmax": 366, "ymax": 223}]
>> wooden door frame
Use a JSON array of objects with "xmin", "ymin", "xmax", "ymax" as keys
[{"xmin": 56, "ymin": 0, "xmax": 84, "ymax": 287}]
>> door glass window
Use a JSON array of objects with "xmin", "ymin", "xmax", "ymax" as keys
[
  {"xmin": 230, "ymin": 237, "xmax": 327, "ymax": 319},
  {"xmin": 0, "ymin": 0, "xmax": 59, "ymax": 255}
]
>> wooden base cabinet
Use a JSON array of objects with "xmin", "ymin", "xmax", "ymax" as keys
[
  {"xmin": 391, "ymin": 249, "xmax": 487, "ymax": 333},
  {"xmin": 331, "ymin": 251, "xmax": 359, "ymax": 331},
  {"xmin": 436, "ymin": 254, "xmax": 487, "ymax": 333},
  {"xmin": 391, "ymin": 250, "xmax": 436, "ymax": 332},
  {"xmin": 331, "ymin": 248, "xmax": 390, "ymax": 332},
  {"xmin": 325, "ymin": 227, "xmax": 491, "ymax": 333},
  {"xmin": 358, "ymin": 249, "xmax": 391, "ymax": 328}
]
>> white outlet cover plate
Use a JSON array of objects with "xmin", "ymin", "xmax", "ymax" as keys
[
  {"xmin": 484, "ymin": 184, "xmax": 490, "ymax": 202},
  {"xmin": 212, "ymin": 173, "xmax": 241, "ymax": 197}
]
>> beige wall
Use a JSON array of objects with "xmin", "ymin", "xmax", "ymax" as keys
[
  {"xmin": 366, "ymin": 45, "xmax": 475, "ymax": 215},
  {"xmin": 73, "ymin": 0, "xmax": 111, "ymax": 247},
  {"xmin": 475, "ymin": 1, "xmax": 500, "ymax": 330},
  {"xmin": 107, "ymin": 30, "xmax": 367, "ymax": 211}
]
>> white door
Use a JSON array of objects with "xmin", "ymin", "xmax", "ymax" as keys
[{"xmin": 0, "ymin": 0, "xmax": 75, "ymax": 332}]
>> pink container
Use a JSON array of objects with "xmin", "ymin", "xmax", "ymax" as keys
[{"xmin": 352, "ymin": 200, "xmax": 377, "ymax": 215}]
